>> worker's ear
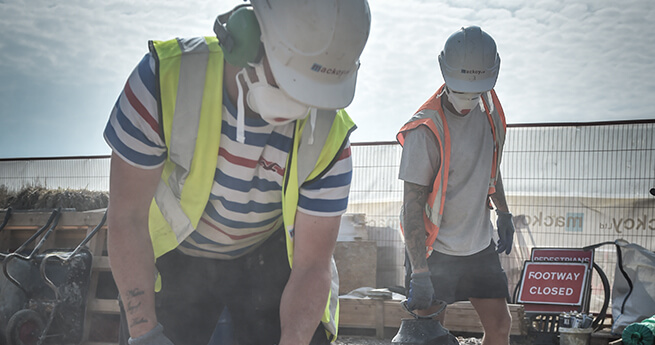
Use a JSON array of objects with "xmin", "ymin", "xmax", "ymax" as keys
[{"xmin": 214, "ymin": 5, "xmax": 263, "ymax": 68}]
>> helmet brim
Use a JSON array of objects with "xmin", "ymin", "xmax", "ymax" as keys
[
  {"xmin": 266, "ymin": 56, "xmax": 359, "ymax": 110},
  {"xmin": 442, "ymin": 74, "xmax": 498, "ymax": 93}
]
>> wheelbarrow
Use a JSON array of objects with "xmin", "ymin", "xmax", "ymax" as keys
[{"xmin": 0, "ymin": 208, "xmax": 106, "ymax": 345}]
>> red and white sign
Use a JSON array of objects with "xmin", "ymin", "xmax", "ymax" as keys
[
  {"xmin": 518, "ymin": 262, "xmax": 588, "ymax": 305},
  {"xmin": 531, "ymin": 248, "xmax": 594, "ymax": 266}
]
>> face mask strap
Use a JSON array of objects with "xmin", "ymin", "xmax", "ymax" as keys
[
  {"xmin": 235, "ymin": 69, "xmax": 247, "ymax": 143},
  {"xmin": 239, "ymin": 61, "xmax": 311, "ymax": 127},
  {"xmin": 307, "ymin": 108, "xmax": 317, "ymax": 145},
  {"xmin": 250, "ymin": 61, "xmax": 269, "ymax": 85}
]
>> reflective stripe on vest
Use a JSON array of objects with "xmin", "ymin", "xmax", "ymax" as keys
[
  {"xmin": 396, "ymin": 84, "xmax": 506, "ymax": 256},
  {"xmin": 148, "ymin": 36, "xmax": 354, "ymax": 339},
  {"xmin": 148, "ymin": 36, "xmax": 224, "ymax": 259}
]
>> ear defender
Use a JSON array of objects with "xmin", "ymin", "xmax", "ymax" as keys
[{"xmin": 213, "ymin": 6, "xmax": 262, "ymax": 68}]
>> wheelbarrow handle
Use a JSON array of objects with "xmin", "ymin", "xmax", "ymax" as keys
[
  {"xmin": 28, "ymin": 208, "xmax": 62, "ymax": 258},
  {"xmin": 2, "ymin": 253, "xmax": 30, "ymax": 296},
  {"xmin": 13, "ymin": 208, "xmax": 61, "ymax": 256},
  {"xmin": 68, "ymin": 210, "xmax": 107, "ymax": 260}
]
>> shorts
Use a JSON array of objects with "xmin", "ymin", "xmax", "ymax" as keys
[
  {"xmin": 405, "ymin": 242, "xmax": 510, "ymax": 304},
  {"xmin": 118, "ymin": 228, "xmax": 330, "ymax": 345}
]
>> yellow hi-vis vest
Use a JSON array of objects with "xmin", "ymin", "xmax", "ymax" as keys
[
  {"xmin": 147, "ymin": 36, "xmax": 355, "ymax": 340},
  {"xmin": 396, "ymin": 84, "xmax": 507, "ymax": 257}
]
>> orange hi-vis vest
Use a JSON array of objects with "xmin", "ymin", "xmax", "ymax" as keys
[{"xmin": 396, "ymin": 84, "xmax": 507, "ymax": 256}]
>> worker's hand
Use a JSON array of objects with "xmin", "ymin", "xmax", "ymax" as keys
[
  {"xmin": 496, "ymin": 210, "xmax": 515, "ymax": 255},
  {"xmin": 407, "ymin": 271, "xmax": 435, "ymax": 311},
  {"xmin": 128, "ymin": 324, "xmax": 174, "ymax": 345}
]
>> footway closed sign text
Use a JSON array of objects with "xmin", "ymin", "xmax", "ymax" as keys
[{"xmin": 518, "ymin": 262, "xmax": 588, "ymax": 305}]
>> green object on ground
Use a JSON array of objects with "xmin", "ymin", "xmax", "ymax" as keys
[{"xmin": 622, "ymin": 315, "xmax": 655, "ymax": 345}]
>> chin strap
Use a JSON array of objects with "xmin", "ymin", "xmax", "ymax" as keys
[{"xmin": 439, "ymin": 86, "xmax": 449, "ymax": 98}]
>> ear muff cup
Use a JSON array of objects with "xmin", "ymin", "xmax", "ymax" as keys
[{"xmin": 220, "ymin": 7, "xmax": 262, "ymax": 68}]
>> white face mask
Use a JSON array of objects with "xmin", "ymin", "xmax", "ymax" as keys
[
  {"xmin": 446, "ymin": 87, "xmax": 482, "ymax": 115},
  {"xmin": 240, "ymin": 61, "xmax": 311, "ymax": 126}
]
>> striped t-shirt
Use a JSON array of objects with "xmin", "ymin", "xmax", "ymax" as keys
[{"xmin": 104, "ymin": 53, "xmax": 352, "ymax": 259}]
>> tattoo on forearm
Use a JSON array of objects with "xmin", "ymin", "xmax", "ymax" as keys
[
  {"xmin": 125, "ymin": 288, "xmax": 145, "ymax": 318},
  {"xmin": 130, "ymin": 317, "xmax": 148, "ymax": 327},
  {"xmin": 127, "ymin": 300, "xmax": 141, "ymax": 313},
  {"xmin": 127, "ymin": 288, "xmax": 145, "ymax": 297},
  {"xmin": 403, "ymin": 182, "xmax": 430, "ymax": 271}
]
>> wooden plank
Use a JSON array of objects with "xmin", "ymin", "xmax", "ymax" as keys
[
  {"xmin": 84, "ymin": 226, "xmax": 111, "ymax": 342},
  {"xmin": 375, "ymin": 299, "xmax": 384, "ymax": 338},
  {"xmin": 92, "ymin": 256, "xmax": 111, "ymax": 271},
  {"xmin": 87, "ymin": 298, "xmax": 121, "ymax": 314},
  {"xmin": 443, "ymin": 302, "xmax": 527, "ymax": 336},
  {"xmin": 443, "ymin": 302, "xmax": 482, "ymax": 333},
  {"xmin": 2, "ymin": 209, "xmax": 106, "ymax": 228},
  {"xmin": 1, "ymin": 210, "xmax": 107, "ymax": 250},
  {"xmin": 339, "ymin": 298, "xmax": 379, "ymax": 328},
  {"xmin": 382, "ymin": 300, "xmax": 405, "ymax": 328}
]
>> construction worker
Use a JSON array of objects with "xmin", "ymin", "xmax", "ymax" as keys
[
  {"xmin": 397, "ymin": 26, "xmax": 515, "ymax": 345},
  {"xmin": 103, "ymin": 0, "xmax": 370, "ymax": 344}
]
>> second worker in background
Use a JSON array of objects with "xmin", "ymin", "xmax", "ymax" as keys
[{"xmin": 397, "ymin": 26, "xmax": 516, "ymax": 345}]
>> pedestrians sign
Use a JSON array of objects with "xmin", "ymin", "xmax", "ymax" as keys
[{"xmin": 531, "ymin": 248, "xmax": 594, "ymax": 266}]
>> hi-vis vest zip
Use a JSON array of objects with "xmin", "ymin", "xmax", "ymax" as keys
[
  {"xmin": 147, "ymin": 36, "xmax": 355, "ymax": 340},
  {"xmin": 396, "ymin": 84, "xmax": 506, "ymax": 257}
]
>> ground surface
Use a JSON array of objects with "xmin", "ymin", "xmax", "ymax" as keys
[{"xmin": 334, "ymin": 336, "xmax": 483, "ymax": 345}]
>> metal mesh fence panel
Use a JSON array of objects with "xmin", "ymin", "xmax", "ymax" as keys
[
  {"xmin": 1, "ymin": 121, "xmax": 653, "ymax": 313},
  {"xmin": 348, "ymin": 121, "xmax": 655, "ymax": 313}
]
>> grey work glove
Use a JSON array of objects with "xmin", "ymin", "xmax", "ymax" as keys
[
  {"xmin": 496, "ymin": 210, "xmax": 515, "ymax": 255},
  {"xmin": 128, "ymin": 323, "xmax": 174, "ymax": 345},
  {"xmin": 406, "ymin": 271, "xmax": 436, "ymax": 311}
]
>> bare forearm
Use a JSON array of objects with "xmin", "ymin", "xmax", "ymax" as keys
[
  {"xmin": 107, "ymin": 153, "xmax": 163, "ymax": 338},
  {"xmin": 280, "ymin": 213, "xmax": 340, "ymax": 345},
  {"xmin": 403, "ymin": 181, "xmax": 430, "ymax": 273},
  {"xmin": 279, "ymin": 265, "xmax": 331, "ymax": 345},
  {"xmin": 107, "ymin": 209, "xmax": 158, "ymax": 338}
]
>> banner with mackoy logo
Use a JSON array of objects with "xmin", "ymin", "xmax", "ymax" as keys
[{"xmin": 506, "ymin": 196, "xmax": 655, "ymax": 249}]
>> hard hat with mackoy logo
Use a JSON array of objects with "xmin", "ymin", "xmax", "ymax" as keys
[
  {"xmin": 251, "ymin": 0, "xmax": 371, "ymax": 109},
  {"xmin": 439, "ymin": 26, "xmax": 501, "ymax": 93}
]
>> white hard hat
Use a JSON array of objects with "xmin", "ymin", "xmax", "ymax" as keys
[
  {"xmin": 251, "ymin": 0, "xmax": 371, "ymax": 109},
  {"xmin": 438, "ymin": 26, "xmax": 500, "ymax": 93}
]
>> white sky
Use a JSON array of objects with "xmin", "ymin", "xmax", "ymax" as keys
[{"xmin": 0, "ymin": 0, "xmax": 653, "ymax": 158}]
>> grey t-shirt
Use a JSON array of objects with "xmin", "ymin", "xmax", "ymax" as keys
[{"xmin": 399, "ymin": 104, "xmax": 494, "ymax": 256}]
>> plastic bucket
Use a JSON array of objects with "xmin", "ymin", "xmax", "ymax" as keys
[{"xmin": 559, "ymin": 327, "xmax": 593, "ymax": 345}]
